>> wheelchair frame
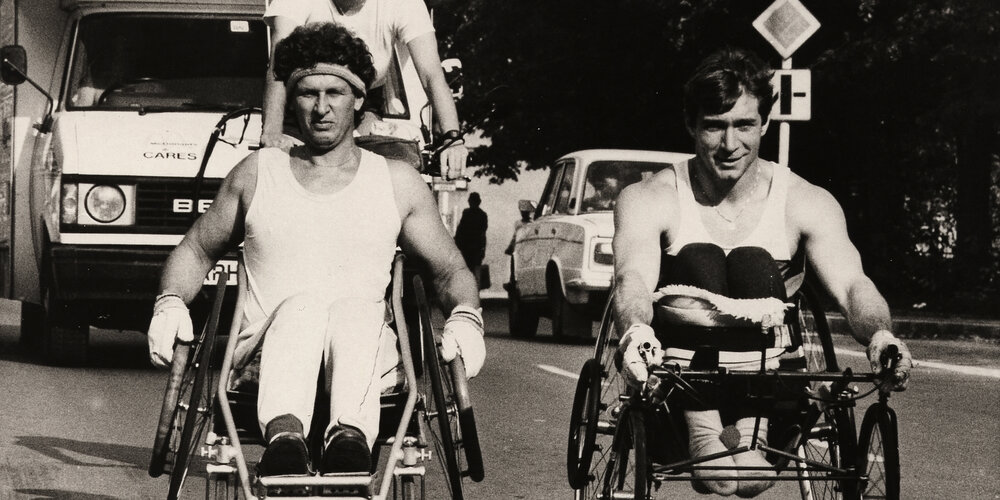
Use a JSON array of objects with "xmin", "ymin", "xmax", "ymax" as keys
[
  {"xmin": 567, "ymin": 283, "xmax": 901, "ymax": 500},
  {"xmin": 149, "ymin": 253, "xmax": 484, "ymax": 499}
]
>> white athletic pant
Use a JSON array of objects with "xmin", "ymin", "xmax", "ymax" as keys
[{"xmin": 256, "ymin": 293, "xmax": 400, "ymax": 449}]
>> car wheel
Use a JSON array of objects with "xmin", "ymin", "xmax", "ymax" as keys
[
  {"xmin": 507, "ymin": 267, "xmax": 539, "ymax": 338},
  {"xmin": 550, "ymin": 282, "xmax": 591, "ymax": 339}
]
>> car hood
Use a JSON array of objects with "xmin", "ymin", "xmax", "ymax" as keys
[{"xmin": 52, "ymin": 111, "xmax": 260, "ymax": 178}]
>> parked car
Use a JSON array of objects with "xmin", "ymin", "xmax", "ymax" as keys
[{"xmin": 505, "ymin": 149, "xmax": 692, "ymax": 338}]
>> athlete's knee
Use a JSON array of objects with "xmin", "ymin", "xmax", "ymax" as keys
[{"xmin": 272, "ymin": 292, "xmax": 332, "ymax": 325}]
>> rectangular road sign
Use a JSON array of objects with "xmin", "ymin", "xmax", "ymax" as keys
[{"xmin": 770, "ymin": 69, "xmax": 811, "ymax": 121}]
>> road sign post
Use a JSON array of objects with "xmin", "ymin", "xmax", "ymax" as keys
[{"xmin": 753, "ymin": 0, "xmax": 820, "ymax": 168}]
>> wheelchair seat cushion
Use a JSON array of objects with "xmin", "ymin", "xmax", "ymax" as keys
[{"xmin": 651, "ymin": 284, "xmax": 791, "ymax": 328}]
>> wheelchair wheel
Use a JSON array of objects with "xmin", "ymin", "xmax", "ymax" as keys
[
  {"xmin": 567, "ymin": 358, "xmax": 602, "ymax": 488},
  {"xmin": 797, "ymin": 282, "xmax": 840, "ymax": 373},
  {"xmin": 857, "ymin": 402, "xmax": 900, "ymax": 500},
  {"xmin": 148, "ymin": 278, "xmax": 228, "ymax": 500},
  {"xmin": 599, "ymin": 404, "xmax": 649, "ymax": 500},
  {"xmin": 797, "ymin": 407, "xmax": 861, "ymax": 500},
  {"xmin": 414, "ymin": 276, "xmax": 483, "ymax": 499}
]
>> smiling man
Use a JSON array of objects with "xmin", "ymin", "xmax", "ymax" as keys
[
  {"xmin": 145, "ymin": 23, "xmax": 485, "ymax": 477},
  {"xmin": 611, "ymin": 48, "xmax": 912, "ymax": 497}
]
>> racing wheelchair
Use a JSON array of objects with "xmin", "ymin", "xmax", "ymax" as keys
[
  {"xmin": 149, "ymin": 252, "xmax": 484, "ymax": 499},
  {"xmin": 567, "ymin": 282, "xmax": 901, "ymax": 500}
]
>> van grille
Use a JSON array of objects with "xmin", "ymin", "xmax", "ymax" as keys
[{"xmin": 134, "ymin": 178, "xmax": 222, "ymax": 233}]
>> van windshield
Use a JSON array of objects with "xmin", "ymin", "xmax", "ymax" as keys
[{"xmin": 66, "ymin": 14, "xmax": 267, "ymax": 111}]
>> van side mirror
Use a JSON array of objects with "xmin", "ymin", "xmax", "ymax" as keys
[
  {"xmin": 441, "ymin": 58, "xmax": 463, "ymax": 100},
  {"xmin": 1, "ymin": 45, "xmax": 28, "ymax": 85},
  {"xmin": 518, "ymin": 199, "xmax": 536, "ymax": 222}
]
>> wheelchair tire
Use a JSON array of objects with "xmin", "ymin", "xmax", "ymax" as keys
[
  {"xmin": 567, "ymin": 358, "xmax": 602, "ymax": 488},
  {"xmin": 451, "ymin": 355, "xmax": 485, "ymax": 482},
  {"xmin": 798, "ymin": 281, "xmax": 840, "ymax": 373},
  {"xmin": 797, "ymin": 406, "xmax": 861, "ymax": 500},
  {"xmin": 601, "ymin": 404, "xmax": 648, "ymax": 500},
  {"xmin": 857, "ymin": 402, "xmax": 900, "ymax": 500},
  {"xmin": 149, "ymin": 343, "xmax": 192, "ymax": 478},
  {"xmin": 414, "ymin": 276, "xmax": 465, "ymax": 500}
]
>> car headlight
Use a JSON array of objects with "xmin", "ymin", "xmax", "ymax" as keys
[
  {"xmin": 84, "ymin": 185, "xmax": 126, "ymax": 223},
  {"xmin": 593, "ymin": 240, "xmax": 614, "ymax": 265}
]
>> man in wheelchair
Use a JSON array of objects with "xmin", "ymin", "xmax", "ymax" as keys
[
  {"xmin": 611, "ymin": 48, "xmax": 913, "ymax": 497},
  {"xmin": 146, "ymin": 23, "xmax": 484, "ymax": 478}
]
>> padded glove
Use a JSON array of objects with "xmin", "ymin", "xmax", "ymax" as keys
[
  {"xmin": 620, "ymin": 324, "xmax": 662, "ymax": 388},
  {"xmin": 440, "ymin": 305, "xmax": 486, "ymax": 378},
  {"xmin": 147, "ymin": 293, "xmax": 194, "ymax": 369},
  {"xmin": 866, "ymin": 330, "xmax": 913, "ymax": 391}
]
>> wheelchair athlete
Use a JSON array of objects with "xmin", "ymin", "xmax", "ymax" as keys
[
  {"xmin": 612, "ymin": 47, "xmax": 912, "ymax": 497},
  {"xmin": 146, "ymin": 23, "xmax": 485, "ymax": 478}
]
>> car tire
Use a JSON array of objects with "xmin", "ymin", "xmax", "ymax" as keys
[
  {"xmin": 550, "ymin": 283, "xmax": 591, "ymax": 339},
  {"xmin": 507, "ymin": 271, "xmax": 539, "ymax": 338}
]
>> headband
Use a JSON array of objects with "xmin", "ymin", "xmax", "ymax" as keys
[{"xmin": 285, "ymin": 63, "xmax": 367, "ymax": 97}]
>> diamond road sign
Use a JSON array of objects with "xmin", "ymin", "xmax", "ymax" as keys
[{"xmin": 753, "ymin": 0, "xmax": 821, "ymax": 59}]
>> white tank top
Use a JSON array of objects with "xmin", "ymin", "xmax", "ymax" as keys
[
  {"xmin": 666, "ymin": 159, "xmax": 791, "ymax": 260},
  {"xmin": 241, "ymin": 148, "xmax": 401, "ymax": 327}
]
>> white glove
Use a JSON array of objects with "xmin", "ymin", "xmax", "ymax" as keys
[
  {"xmin": 866, "ymin": 330, "xmax": 913, "ymax": 391},
  {"xmin": 147, "ymin": 293, "xmax": 194, "ymax": 369},
  {"xmin": 620, "ymin": 324, "xmax": 662, "ymax": 388},
  {"xmin": 439, "ymin": 305, "xmax": 486, "ymax": 378}
]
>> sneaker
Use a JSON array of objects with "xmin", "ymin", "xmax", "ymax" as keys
[
  {"xmin": 320, "ymin": 425, "xmax": 371, "ymax": 474},
  {"xmin": 257, "ymin": 432, "xmax": 310, "ymax": 476}
]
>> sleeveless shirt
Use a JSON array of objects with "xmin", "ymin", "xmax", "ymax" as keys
[
  {"xmin": 666, "ymin": 159, "xmax": 804, "ymax": 297},
  {"xmin": 241, "ymin": 148, "xmax": 402, "ymax": 329}
]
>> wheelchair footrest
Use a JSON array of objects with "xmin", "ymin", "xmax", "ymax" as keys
[{"xmin": 256, "ymin": 472, "xmax": 372, "ymax": 498}]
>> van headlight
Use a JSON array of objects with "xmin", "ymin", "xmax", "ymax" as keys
[
  {"xmin": 84, "ymin": 185, "xmax": 127, "ymax": 223},
  {"xmin": 593, "ymin": 240, "xmax": 614, "ymax": 266}
]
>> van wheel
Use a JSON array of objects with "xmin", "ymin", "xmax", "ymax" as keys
[
  {"xmin": 41, "ymin": 282, "xmax": 89, "ymax": 366},
  {"xmin": 508, "ymin": 287, "xmax": 539, "ymax": 339},
  {"xmin": 551, "ymin": 285, "xmax": 591, "ymax": 340}
]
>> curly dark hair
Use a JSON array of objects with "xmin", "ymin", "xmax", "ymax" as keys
[
  {"xmin": 683, "ymin": 47, "xmax": 774, "ymax": 127},
  {"xmin": 272, "ymin": 22, "xmax": 376, "ymax": 95}
]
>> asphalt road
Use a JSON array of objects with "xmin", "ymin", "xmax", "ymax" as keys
[{"xmin": 0, "ymin": 304, "xmax": 998, "ymax": 499}]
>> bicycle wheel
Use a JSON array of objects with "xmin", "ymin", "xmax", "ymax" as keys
[
  {"xmin": 576, "ymin": 298, "xmax": 628, "ymax": 499},
  {"xmin": 414, "ymin": 276, "xmax": 464, "ymax": 499},
  {"xmin": 857, "ymin": 402, "xmax": 900, "ymax": 500},
  {"xmin": 601, "ymin": 405, "xmax": 648, "ymax": 500},
  {"xmin": 798, "ymin": 407, "xmax": 860, "ymax": 500},
  {"xmin": 567, "ymin": 358, "xmax": 601, "ymax": 488}
]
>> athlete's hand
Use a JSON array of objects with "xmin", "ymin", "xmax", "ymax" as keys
[
  {"xmin": 439, "ymin": 305, "xmax": 485, "ymax": 378},
  {"xmin": 867, "ymin": 330, "xmax": 913, "ymax": 392},
  {"xmin": 620, "ymin": 324, "xmax": 662, "ymax": 389},
  {"xmin": 147, "ymin": 294, "xmax": 194, "ymax": 369},
  {"xmin": 439, "ymin": 141, "xmax": 468, "ymax": 180}
]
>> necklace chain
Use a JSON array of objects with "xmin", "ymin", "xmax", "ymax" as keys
[{"xmin": 696, "ymin": 167, "xmax": 763, "ymax": 228}]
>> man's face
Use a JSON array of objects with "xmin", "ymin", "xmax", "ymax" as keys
[
  {"xmin": 688, "ymin": 91, "xmax": 769, "ymax": 182},
  {"xmin": 291, "ymin": 74, "xmax": 363, "ymax": 150}
]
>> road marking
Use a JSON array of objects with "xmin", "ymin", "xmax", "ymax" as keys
[
  {"xmin": 834, "ymin": 347, "xmax": 1000, "ymax": 379},
  {"xmin": 537, "ymin": 364, "xmax": 578, "ymax": 380}
]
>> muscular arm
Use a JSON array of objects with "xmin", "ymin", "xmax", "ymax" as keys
[
  {"xmin": 261, "ymin": 17, "xmax": 297, "ymax": 146},
  {"xmin": 612, "ymin": 182, "xmax": 669, "ymax": 334},
  {"xmin": 390, "ymin": 161, "xmax": 479, "ymax": 311},
  {"xmin": 796, "ymin": 183, "xmax": 891, "ymax": 346},
  {"xmin": 159, "ymin": 155, "xmax": 254, "ymax": 302},
  {"xmin": 407, "ymin": 33, "xmax": 460, "ymax": 134}
]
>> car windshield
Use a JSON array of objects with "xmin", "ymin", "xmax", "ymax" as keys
[
  {"xmin": 65, "ymin": 14, "xmax": 268, "ymax": 111},
  {"xmin": 580, "ymin": 160, "xmax": 672, "ymax": 212}
]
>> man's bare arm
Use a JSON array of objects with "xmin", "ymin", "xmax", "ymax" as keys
[
  {"xmin": 612, "ymin": 182, "xmax": 669, "ymax": 333},
  {"xmin": 796, "ymin": 183, "xmax": 891, "ymax": 346},
  {"xmin": 391, "ymin": 161, "xmax": 479, "ymax": 311},
  {"xmin": 159, "ymin": 155, "xmax": 254, "ymax": 303},
  {"xmin": 261, "ymin": 17, "xmax": 297, "ymax": 147}
]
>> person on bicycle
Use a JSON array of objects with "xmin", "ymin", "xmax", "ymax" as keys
[
  {"xmin": 146, "ymin": 23, "xmax": 485, "ymax": 477},
  {"xmin": 260, "ymin": 0, "xmax": 469, "ymax": 180},
  {"xmin": 611, "ymin": 47, "xmax": 913, "ymax": 497}
]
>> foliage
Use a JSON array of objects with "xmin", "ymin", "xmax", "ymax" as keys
[{"xmin": 436, "ymin": 0, "xmax": 999, "ymax": 314}]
